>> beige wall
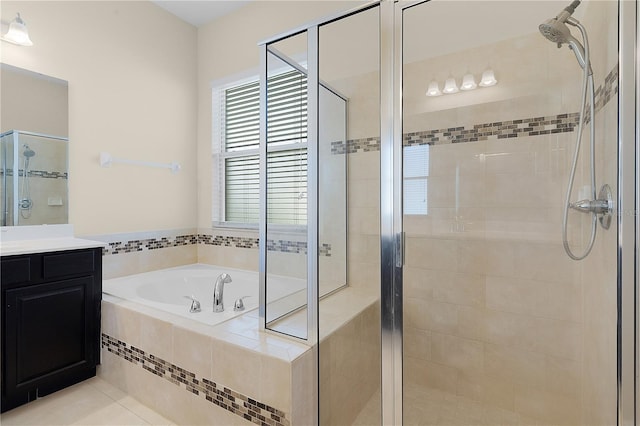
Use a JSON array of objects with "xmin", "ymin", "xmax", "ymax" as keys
[
  {"xmin": 1, "ymin": 65, "xmax": 68, "ymax": 136},
  {"xmin": 196, "ymin": 0, "xmax": 362, "ymax": 232},
  {"xmin": 1, "ymin": 1, "xmax": 197, "ymax": 235}
]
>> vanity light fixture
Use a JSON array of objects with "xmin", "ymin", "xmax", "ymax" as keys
[
  {"xmin": 1, "ymin": 13, "xmax": 33, "ymax": 46},
  {"xmin": 426, "ymin": 70, "xmax": 498, "ymax": 97},
  {"xmin": 479, "ymin": 69, "xmax": 498, "ymax": 87},
  {"xmin": 460, "ymin": 73, "xmax": 477, "ymax": 90},
  {"xmin": 425, "ymin": 80, "xmax": 442, "ymax": 97},
  {"xmin": 442, "ymin": 77, "xmax": 459, "ymax": 94}
]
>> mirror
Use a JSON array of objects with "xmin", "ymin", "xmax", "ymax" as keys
[{"xmin": 0, "ymin": 63, "xmax": 69, "ymax": 226}]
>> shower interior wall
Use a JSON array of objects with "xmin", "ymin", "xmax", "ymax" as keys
[{"xmin": 401, "ymin": 1, "xmax": 618, "ymax": 424}]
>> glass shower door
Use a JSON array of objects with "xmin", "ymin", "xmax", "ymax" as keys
[{"xmin": 400, "ymin": 1, "xmax": 619, "ymax": 424}]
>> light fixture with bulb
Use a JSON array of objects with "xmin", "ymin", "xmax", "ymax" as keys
[
  {"xmin": 425, "ymin": 69, "xmax": 497, "ymax": 97},
  {"xmin": 425, "ymin": 80, "xmax": 442, "ymax": 97},
  {"xmin": 1, "ymin": 13, "xmax": 33, "ymax": 46},
  {"xmin": 479, "ymin": 69, "xmax": 498, "ymax": 87},
  {"xmin": 460, "ymin": 73, "xmax": 477, "ymax": 90},
  {"xmin": 442, "ymin": 77, "xmax": 459, "ymax": 94}
]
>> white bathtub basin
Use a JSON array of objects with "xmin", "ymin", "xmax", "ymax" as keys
[{"xmin": 103, "ymin": 264, "xmax": 306, "ymax": 326}]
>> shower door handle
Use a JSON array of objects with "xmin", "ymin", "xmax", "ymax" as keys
[{"xmin": 395, "ymin": 232, "xmax": 405, "ymax": 268}]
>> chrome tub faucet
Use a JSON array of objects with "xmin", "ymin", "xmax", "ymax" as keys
[{"xmin": 213, "ymin": 273, "xmax": 232, "ymax": 312}]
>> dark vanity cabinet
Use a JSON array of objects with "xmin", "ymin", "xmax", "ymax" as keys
[{"xmin": 1, "ymin": 247, "xmax": 102, "ymax": 412}]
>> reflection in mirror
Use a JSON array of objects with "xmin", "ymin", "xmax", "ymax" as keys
[{"xmin": 0, "ymin": 63, "xmax": 69, "ymax": 226}]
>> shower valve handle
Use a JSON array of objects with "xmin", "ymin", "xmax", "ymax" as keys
[{"xmin": 570, "ymin": 198, "xmax": 611, "ymax": 215}]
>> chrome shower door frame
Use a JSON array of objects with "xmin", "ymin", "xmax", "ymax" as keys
[
  {"xmin": 383, "ymin": 0, "xmax": 638, "ymax": 425},
  {"xmin": 620, "ymin": 0, "xmax": 638, "ymax": 424}
]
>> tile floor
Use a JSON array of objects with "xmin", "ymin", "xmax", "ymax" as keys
[{"xmin": 0, "ymin": 377, "xmax": 174, "ymax": 425}]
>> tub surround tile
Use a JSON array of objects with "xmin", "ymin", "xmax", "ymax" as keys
[
  {"xmin": 102, "ymin": 334, "xmax": 290, "ymax": 426},
  {"xmin": 101, "ymin": 283, "xmax": 379, "ymax": 426},
  {"xmin": 172, "ymin": 325, "xmax": 213, "ymax": 380}
]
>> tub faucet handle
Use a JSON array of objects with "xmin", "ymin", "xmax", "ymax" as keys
[
  {"xmin": 184, "ymin": 295, "xmax": 201, "ymax": 313},
  {"xmin": 233, "ymin": 296, "xmax": 250, "ymax": 312}
]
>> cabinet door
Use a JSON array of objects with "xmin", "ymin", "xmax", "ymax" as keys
[{"xmin": 4, "ymin": 277, "xmax": 95, "ymax": 398}]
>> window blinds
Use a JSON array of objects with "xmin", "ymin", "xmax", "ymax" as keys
[{"xmin": 223, "ymin": 70, "xmax": 308, "ymax": 224}]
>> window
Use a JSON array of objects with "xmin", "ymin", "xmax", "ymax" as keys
[
  {"xmin": 213, "ymin": 69, "xmax": 308, "ymax": 227},
  {"xmin": 403, "ymin": 144, "xmax": 429, "ymax": 215}
]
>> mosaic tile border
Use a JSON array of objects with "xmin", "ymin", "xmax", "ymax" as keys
[
  {"xmin": 331, "ymin": 64, "xmax": 618, "ymax": 154},
  {"xmin": 103, "ymin": 234, "xmax": 196, "ymax": 255},
  {"xmin": 102, "ymin": 233, "xmax": 332, "ymax": 257},
  {"xmin": 594, "ymin": 63, "xmax": 618, "ymax": 114},
  {"xmin": 102, "ymin": 333, "xmax": 290, "ymax": 426},
  {"xmin": 0, "ymin": 169, "xmax": 68, "ymax": 179},
  {"xmin": 404, "ymin": 112, "xmax": 579, "ymax": 146},
  {"xmin": 199, "ymin": 235, "xmax": 332, "ymax": 257},
  {"xmin": 198, "ymin": 234, "xmax": 259, "ymax": 250}
]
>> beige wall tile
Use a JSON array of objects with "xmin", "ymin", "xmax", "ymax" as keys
[
  {"xmin": 484, "ymin": 343, "xmax": 581, "ymax": 398},
  {"xmin": 430, "ymin": 333, "xmax": 483, "ymax": 373},
  {"xmin": 172, "ymin": 325, "xmax": 213, "ymax": 380},
  {"xmin": 102, "ymin": 300, "xmax": 142, "ymax": 348},
  {"xmin": 404, "ymin": 357, "xmax": 457, "ymax": 395},
  {"xmin": 348, "ymin": 233, "xmax": 380, "ymax": 264},
  {"xmin": 486, "ymin": 275, "xmax": 582, "ymax": 322},
  {"xmin": 210, "ymin": 339, "xmax": 261, "ymax": 401},
  {"xmin": 348, "ymin": 151, "xmax": 379, "ymax": 180},
  {"xmin": 197, "ymin": 244, "xmax": 258, "ymax": 271},
  {"xmin": 513, "ymin": 383, "xmax": 581, "ymax": 425},
  {"xmin": 485, "ymin": 309, "xmax": 581, "ymax": 360},
  {"xmin": 404, "ymin": 267, "xmax": 435, "ymax": 300},
  {"xmin": 431, "ymin": 270, "xmax": 485, "ymax": 307},
  {"xmin": 260, "ymin": 355, "xmax": 292, "ymax": 413},
  {"xmin": 405, "ymin": 298, "xmax": 458, "ymax": 336},
  {"xmin": 405, "ymin": 237, "xmax": 457, "ymax": 271},
  {"xmin": 139, "ymin": 315, "xmax": 174, "ymax": 363},
  {"xmin": 456, "ymin": 370, "xmax": 515, "ymax": 412},
  {"xmin": 103, "ymin": 245, "xmax": 197, "ymax": 280}
]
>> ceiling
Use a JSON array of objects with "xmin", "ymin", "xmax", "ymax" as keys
[{"xmin": 151, "ymin": 1, "xmax": 250, "ymax": 27}]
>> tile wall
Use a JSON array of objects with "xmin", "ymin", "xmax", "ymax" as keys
[
  {"xmin": 99, "ymin": 296, "xmax": 315, "ymax": 426},
  {"xmin": 399, "ymin": 1, "xmax": 619, "ymax": 424}
]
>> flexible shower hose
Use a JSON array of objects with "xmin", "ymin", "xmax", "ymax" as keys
[{"xmin": 561, "ymin": 20, "xmax": 597, "ymax": 260}]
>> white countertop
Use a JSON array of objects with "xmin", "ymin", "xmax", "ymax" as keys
[{"xmin": 0, "ymin": 225, "xmax": 106, "ymax": 256}]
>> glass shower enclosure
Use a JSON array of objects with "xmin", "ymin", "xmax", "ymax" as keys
[
  {"xmin": 259, "ymin": 0, "xmax": 638, "ymax": 424},
  {"xmin": 0, "ymin": 130, "xmax": 69, "ymax": 226}
]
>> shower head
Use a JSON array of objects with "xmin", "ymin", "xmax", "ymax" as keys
[
  {"xmin": 22, "ymin": 144, "xmax": 35, "ymax": 158},
  {"xmin": 539, "ymin": 18, "xmax": 574, "ymax": 45},
  {"xmin": 539, "ymin": 1, "xmax": 589, "ymax": 72}
]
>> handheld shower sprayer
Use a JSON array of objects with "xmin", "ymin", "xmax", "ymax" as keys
[
  {"xmin": 538, "ymin": 0, "xmax": 591, "ymax": 74},
  {"xmin": 538, "ymin": 1, "xmax": 612, "ymax": 260}
]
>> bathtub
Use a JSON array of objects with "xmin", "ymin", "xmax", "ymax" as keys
[{"xmin": 102, "ymin": 263, "xmax": 306, "ymax": 326}]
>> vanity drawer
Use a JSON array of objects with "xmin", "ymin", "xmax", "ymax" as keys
[
  {"xmin": 2, "ymin": 248, "xmax": 99, "ymax": 289},
  {"xmin": 0, "ymin": 257, "xmax": 32, "ymax": 286},
  {"xmin": 43, "ymin": 251, "xmax": 96, "ymax": 280}
]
